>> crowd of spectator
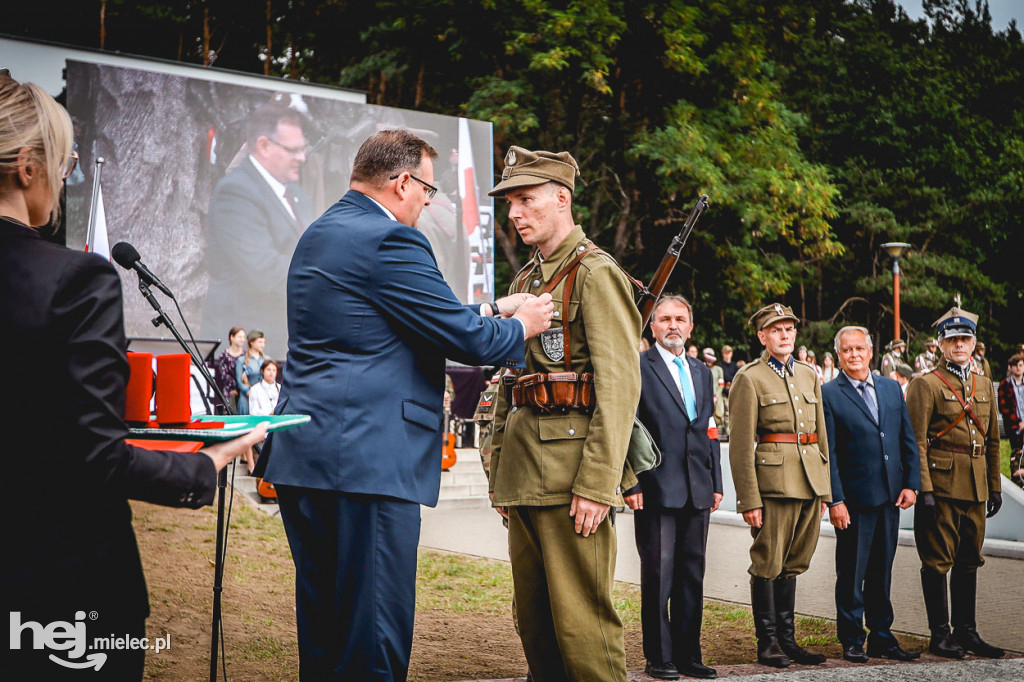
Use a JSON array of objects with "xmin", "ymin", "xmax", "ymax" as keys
[{"xmin": 208, "ymin": 326, "xmax": 280, "ymax": 416}]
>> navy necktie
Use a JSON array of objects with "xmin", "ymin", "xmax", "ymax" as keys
[{"xmin": 858, "ymin": 381, "xmax": 878, "ymax": 423}]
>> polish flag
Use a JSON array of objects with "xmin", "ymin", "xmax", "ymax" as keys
[
  {"xmin": 85, "ymin": 182, "xmax": 110, "ymax": 260},
  {"xmin": 458, "ymin": 118, "xmax": 479, "ymax": 237}
]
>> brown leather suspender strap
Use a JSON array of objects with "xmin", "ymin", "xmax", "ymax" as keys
[
  {"xmin": 534, "ymin": 244, "xmax": 597, "ymax": 372},
  {"xmin": 931, "ymin": 371, "xmax": 986, "ymax": 441}
]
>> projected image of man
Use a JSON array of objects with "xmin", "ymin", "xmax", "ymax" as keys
[{"xmin": 202, "ymin": 102, "xmax": 315, "ymax": 357}]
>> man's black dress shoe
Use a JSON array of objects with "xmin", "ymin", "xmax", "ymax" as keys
[
  {"xmin": 868, "ymin": 644, "xmax": 921, "ymax": 661},
  {"xmin": 678, "ymin": 660, "xmax": 717, "ymax": 679},
  {"xmin": 842, "ymin": 643, "xmax": 869, "ymax": 663},
  {"xmin": 645, "ymin": 661, "xmax": 680, "ymax": 680}
]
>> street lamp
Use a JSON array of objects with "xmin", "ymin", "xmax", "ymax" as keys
[{"xmin": 880, "ymin": 242, "xmax": 911, "ymax": 342}]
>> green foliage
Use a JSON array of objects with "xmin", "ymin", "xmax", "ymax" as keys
[{"xmin": 12, "ymin": 0, "xmax": 1022, "ymax": 359}]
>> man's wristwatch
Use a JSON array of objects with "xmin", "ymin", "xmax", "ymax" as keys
[{"xmin": 488, "ymin": 301, "xmax": 501, "ymax": 317}]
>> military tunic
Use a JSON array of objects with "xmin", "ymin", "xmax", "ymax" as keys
[
  {"xmin": 489, "ymin": 225, "xmax": 641, "ymax": 682},
  {"xmin": 915, "ymin": 350, "xmax": 939, "ymax": 374},
  {"xmin": 489, "ymin": 224, "xmax": 640, "ymax": 506},
  {"xmin": 907, "ymin": 364, "xmax": 1001, "ymax": 573},
  {"xmin": 881, "ymin": 351, "xmax": 904, "ymax": 377},
  {"xmin": 729, "ymin": 352, "xmax": 831, "ymax": 579}
]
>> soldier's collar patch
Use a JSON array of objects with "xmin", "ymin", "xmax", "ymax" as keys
[
  {"xmin": 945, "ymin": 361, "xmax": 971, "ymax": 382},
  {"xmin": 766, "ymin": 354, "xmax": 793, "ymax": 379}
]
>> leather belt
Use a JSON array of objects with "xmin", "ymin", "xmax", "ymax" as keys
[
  {"xmin": 508, "ymin": 372, "xmax": 595, "ymax": 414},
  {"xmin": 930, "ymin": 439, "xmax": 984, "ymax": 457},
  {"xmin": 756, "ymin": 432, "xmax": 818, "ymax": 444}
]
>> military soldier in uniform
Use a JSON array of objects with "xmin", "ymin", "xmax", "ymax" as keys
[
  {"xmin": 914, "ymin": 338, "xmax": 940, "ymax": 374},
  {"xmin": 488, "ymin": 147, "xmax": 641, "ymax": 681},
  {"xmin": 880, "ymin": 339, "xmax": 906, "ymax": 377},
  {"xmin": 729, "ymin": 304, "xmax": 831, "ymax": 668},
  {"xmin": 906, "ymin": 307, "xmax": 1004, "ymax": 659},
  {"xmin": 971, "ymin": 341, "xmax": 994, "ymax": 380}
]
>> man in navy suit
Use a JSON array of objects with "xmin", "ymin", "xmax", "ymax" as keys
[
  {"xmin": 203, "ymin": 103, "xmax": 316, "ymax": 357},
  {"xmin": 822, "ymin": 326, "xmax": 921, "ymax": 663},
  {"xmin": 625, "ymin": 295, "xmax": 722, "ymax": 680},
  {"xmin": 261, "ymin": 130, "xmax": 554, "ymax": 681}
]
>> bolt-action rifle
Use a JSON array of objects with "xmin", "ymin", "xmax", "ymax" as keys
[{"xmin": 636, "ymin": 193, "xmax": 709, "ymax": 329}]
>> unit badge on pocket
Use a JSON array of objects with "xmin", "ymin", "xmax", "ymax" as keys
[{"xmin": 540, "ymin": 327, "xmax": 564, "ymax": 362}]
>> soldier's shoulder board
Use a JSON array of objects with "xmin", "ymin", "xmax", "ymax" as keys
[{"xmin": 737, "ymin": 358, "xmax": 761, "ymax": 373}]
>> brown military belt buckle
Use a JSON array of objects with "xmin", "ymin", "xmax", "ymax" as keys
[{"xmin": 971, "ymin": 442, "xmax": 983, "ymax": 458}]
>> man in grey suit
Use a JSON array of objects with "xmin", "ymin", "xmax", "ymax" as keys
[
  {"xmin": 822, "ymin": 326, "xmax": 921, "ymax": 663},
  {"xmin": 203, "ymin": 103, "xmax": 315, "ymax": 357},
  {"xmin": 625, "ymin": 295, "xmax": 722, "ymax": 680}
]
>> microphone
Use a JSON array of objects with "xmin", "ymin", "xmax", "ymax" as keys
[{"xmin": 111, "ymin": 242, "xmax": 174, "ymax": 297}]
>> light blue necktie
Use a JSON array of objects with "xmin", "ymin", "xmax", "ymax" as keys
[{"xmin": 673, "ymin": 356, "xmax": 698, "ymax": 421}]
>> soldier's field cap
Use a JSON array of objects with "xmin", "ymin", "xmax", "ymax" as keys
[
  {"xmin": 886, "ymin": 339, "xmax": 906, "ymax": 351},
  {"xmin": 933, "ymin": 306, "xmax": 978, "ymax": 339},
  {"xmin": 489, "ymin": 146, "xmax": 580, "ymax": 196},
  {"xmin": 702, "ymin": 347, "xmax": 717, "ymax": 361},
  {"xmin": 924, "ymin": 337, "xmax": 938, "ymax": 346},
  {"xmin": 896, "ymin": 363, "xmax": 914, "ymax": 379},
  {"xmin": 976, "ymin": 341, "xmax": 986, "ymax": 350},
  {"xmin": 749, "ymin": 303, "xmax": 799, "ymax": 331}
]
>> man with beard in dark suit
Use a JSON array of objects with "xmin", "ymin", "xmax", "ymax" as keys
[{"xmin": 625, "ymin": 295, "xmax": 722, "ymax": 680}]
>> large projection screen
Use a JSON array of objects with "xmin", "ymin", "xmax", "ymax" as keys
[{"xmin": 65, "ymin": 60, "xmax": 495, "ymax": 359}]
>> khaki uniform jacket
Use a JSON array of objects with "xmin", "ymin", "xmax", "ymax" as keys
[
  {"xmin": 915, "ymin": 351, "xmax": 939, "ymax": 374},
  {"xmin": 728, "ymin": 352, "xmax": 831, "ymax": 512},
  {"xmin": 881, "ymin": 351, "xmax": 903, "ymax": 377},
  {"xmin": 906, "ymin": 366, "xmax": 1001, "ymax": 501},
  {"xmin": 489, "ymin": 226, "xmax": 641, "ymax": 508}
]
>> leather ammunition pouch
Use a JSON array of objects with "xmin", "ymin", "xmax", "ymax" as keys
[{"xmin": 509, "ymin": 372, "xmax": 595, "ymax": 414}]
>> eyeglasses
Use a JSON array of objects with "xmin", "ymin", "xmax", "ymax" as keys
[
  {"xmin": 61, "ymin": 150, "xmax": 79, "ymax": 179},
  {"xmin": 390, "ymin": 172, "xmax": 438, "ymax": 200},
  {"xmin": 266, "ymin": 137, "xmax": 311, "ymax": 156}
]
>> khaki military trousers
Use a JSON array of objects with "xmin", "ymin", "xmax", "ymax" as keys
[
  {"xmin": 914, "ymin": 496, "xmax": 986, "ymax": 574},
  {"xmin": 508, "ymin": 505, "xmax": 626, "ymax": 682},
  {"xmin": 748, "ymin": 497, "xmax": 824, "ymax": 580}
]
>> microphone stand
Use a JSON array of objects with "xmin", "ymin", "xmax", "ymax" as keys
[{"xmin": 134, "ymin": 278, "xmax": 242, "ymax": 682}]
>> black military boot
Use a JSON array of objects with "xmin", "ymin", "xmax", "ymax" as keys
[
  {"xmin": 773, "ymin": 577, "xmax": 826, "ymax": 664},
  {"xmin": 750, "ymin": 577, "xmax": 790, "ymax": 668},
  {"xmin": 950, "ymin": 568, "xmax": 1005, "ymax": 658},
  {"xmin": 920, "ymin": 568, "xmax": 965, "ymax": 659}
]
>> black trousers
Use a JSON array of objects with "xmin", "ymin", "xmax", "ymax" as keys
[
  {"xmin": 834, "ymin": 503, "xmax": 900, "ymax": 648},
  {"xmin": 634, "ymin": 503, "xmax": 710, "ymax": 665},
  {"xmin": 277, "ymin": 485, "xmax": 421, "ymax": 681}
]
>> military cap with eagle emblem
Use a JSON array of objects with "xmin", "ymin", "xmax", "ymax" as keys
[
  {"xmin": 489, "ymin": 146, "xmax": 581, "ymax": 196},
  {"xmin": 748, "ymin": 303, "xmax": 800, "ymax": 330},
  {"xmin": 933, "ymin": 306, "xmax": 979, "ymax": 339}
]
